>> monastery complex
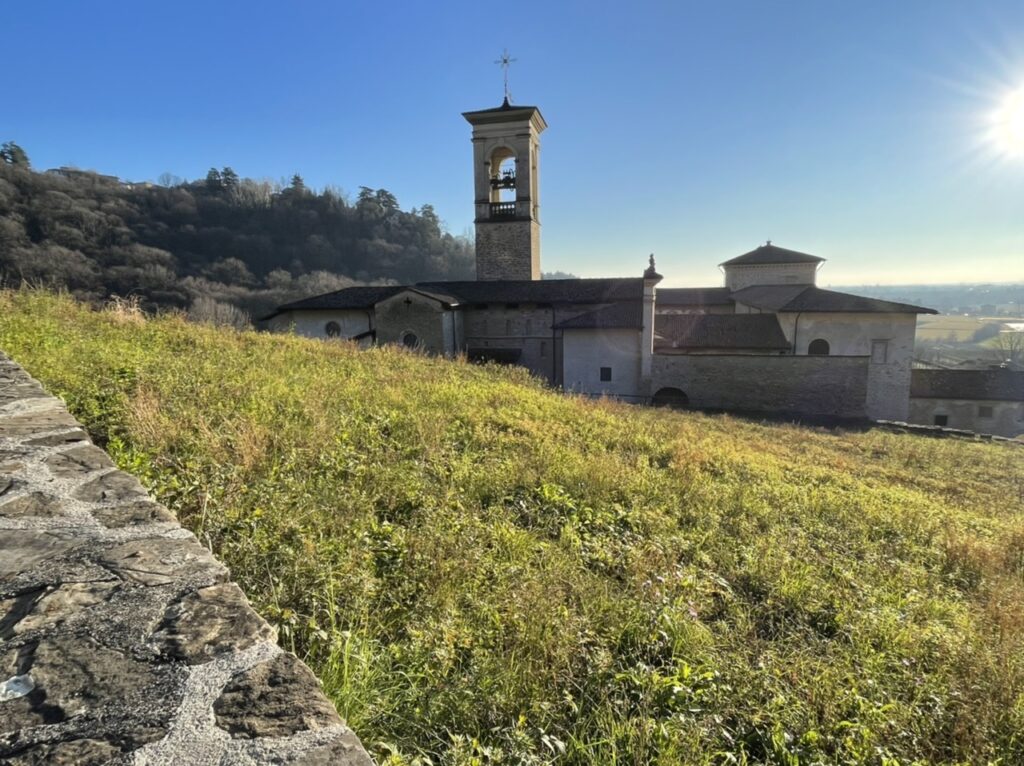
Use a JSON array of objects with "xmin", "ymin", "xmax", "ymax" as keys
[{"xmin": 266, "ymin": 98, "xmax": 941, "ymax": 423}]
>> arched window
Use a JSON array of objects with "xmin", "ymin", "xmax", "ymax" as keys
[
  {"xmin": 652, "ymin": 387, "xmax": 689, "ymax": 409},
  {"xmin": 808, "ymin": 338, "xmax": 830, "ymax": 356},
  {"xmin": 401, "ymin": 331, "xmax": 419, "ymax": 349},
  {"xmin": 325, "ymin": 321, "xmax": 341, "ymax": 338}
]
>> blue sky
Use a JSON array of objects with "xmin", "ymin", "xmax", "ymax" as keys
[{"xmin": 5, "ymin": 1, "xmax": 1024, "ymax": 286}]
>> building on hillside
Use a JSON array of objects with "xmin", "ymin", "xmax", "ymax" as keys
[
  {"xmin": 264, "ymin": 98, "xmax": 937, "ymax": 422},
  {"xmin": 908, "ymin": 369, "xmax": 1024, "ymax": 437}
]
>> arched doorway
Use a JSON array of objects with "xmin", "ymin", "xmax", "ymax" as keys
[{"xmin": 652, "ymin": 387, "xmax": 689, "ymax": 409}]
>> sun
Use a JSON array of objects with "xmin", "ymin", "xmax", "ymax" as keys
[{"xmin": 990, "ymin": 86, "xmax": 1024, "ymax": 157}]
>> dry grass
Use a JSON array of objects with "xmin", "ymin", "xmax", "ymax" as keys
[{"xmin": 1, "ymin": 289, "xmax": 1023, "ymax": 765}]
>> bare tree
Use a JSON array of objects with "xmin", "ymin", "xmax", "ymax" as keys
[{"xmin": 993, "ymin": 330, "xmax": 1024, "ymax": 364}]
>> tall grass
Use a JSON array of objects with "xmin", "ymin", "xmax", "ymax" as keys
[{"xmin": 1, "ymin": 290, "xmax": 1022, "ymax": 765}]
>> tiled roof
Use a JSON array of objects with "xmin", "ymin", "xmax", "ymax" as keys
[
  {"xmin": 264, "ymin": 278, "xmax": 643, "ymax": 320},
  {"xmin": 267, "ymin": 286, "xmax": 403, "ymax": 318},
  {"xmin": 656, "ymin": 287, "xmax": 734, "ymax": 307},
  {"xmin": 417, "ymin": 278, "xmax": 643, "ymax": 305},
  {"xmin": 654, "ymin": 314, "xmax": 790, "ymax": 351},
  {"xmin": 910, "ymin": 369, "xmax": 1024, "ymax": 401},
  {"xmin": 731, "ymin": 284, "xmax": 937, "ymax": 314},
  {"xmin": 553, "ymin": 302, "xmax": 644, "ymax": 330},
  {"xmin": 720, "ymin": 243, "xmax": 825, "ymax": 266}
]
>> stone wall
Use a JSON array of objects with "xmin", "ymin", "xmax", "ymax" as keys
[
  {"xmin": 651, "ymin": 354, "xmax": 870, "ymax": 418},
  {"xmin": 375, "ymin": 291, "xmax": 453, "ymax": 353},
  {"xmin": 475, "ymin": 220, "xmax": 540, "ymax": 281},
  {"xmin": 0, "ymin": 355, "xmax": 373, "ymax": 765}
]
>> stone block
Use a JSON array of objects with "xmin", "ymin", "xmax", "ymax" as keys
[{"xmin": 214, "ymin": 653, "xmax": 343, "ymax": 739}]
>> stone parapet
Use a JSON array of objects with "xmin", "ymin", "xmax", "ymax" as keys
[{"xmin": 0, "ymin": 354, "xmax": 373, "ymax": 765}]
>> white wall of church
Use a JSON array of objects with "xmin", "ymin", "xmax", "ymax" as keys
[
  {"xmin": 266, "ymin": 309, "xmax": 371, "ymax": 343},
  {"xmin": 561, "ymin": 329, "xmax": 642, "ymax": 400},
  {"xmin": 724, "ymin": 263, "xmax": 819, "ymax": 290}
]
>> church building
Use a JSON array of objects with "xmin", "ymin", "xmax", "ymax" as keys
[{"xmin": 264, "ymin": 98, "xmax": 936, "ymax": 422}]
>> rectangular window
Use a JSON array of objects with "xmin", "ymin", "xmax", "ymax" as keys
[
  {"xmin": 526, "ymin": 319, "xmax": 533, "ymax": 335},
  {"xmin": 600, "ymin": 367, "xmax": 612, "ymax": 382},
  {"xmin": 540, "ymin": 341, "xmax": 547, "ymax": 358},
  {"xmin": 934, "ymin": 414, "xmax": 948, "ymax": 426},
  {"xmin": 505, "ymin": 319, "xmax": 512, "ymax": 335},
  {"xmin": 978, "ymin": 405, "xmax": 994, "ymax": 418},
  {"xmin": 871, "ymin": 340, "xmax": 889, "ymax": 364}
]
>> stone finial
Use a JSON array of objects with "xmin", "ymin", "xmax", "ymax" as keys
[{"xmin": 643, "ymin": 253, "xmax": 662, "ymax": 281}]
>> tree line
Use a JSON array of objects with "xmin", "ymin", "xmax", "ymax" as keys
[{"xmin": 0, "ymin": 142, "xmax": 475, "ymax": 323}]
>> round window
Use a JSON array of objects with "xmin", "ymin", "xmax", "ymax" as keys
[
  {"xmin": 402, "ymin": 332, "xmax": 419, "ymax": 349},
  {"xmin": 325, "ymin": 321, "xmax": 341, "ymax": 337}
]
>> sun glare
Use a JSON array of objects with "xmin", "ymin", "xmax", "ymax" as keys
[{"xmin": 991, "ymin": 86, "xmax": 1024, "ymax": 157}]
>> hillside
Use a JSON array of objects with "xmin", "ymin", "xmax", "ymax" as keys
[
  {"xmin": 1, "ymin": 290, "xmax": 1022, "ymax": 765},
  {"xmin": 0, "ymin": 152, "xmax": 474, "ymax": 319}
]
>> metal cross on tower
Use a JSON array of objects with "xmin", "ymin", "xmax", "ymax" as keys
[{"xmin": 494, "ymin": 48, "xmax": 516, "ymax": 103}]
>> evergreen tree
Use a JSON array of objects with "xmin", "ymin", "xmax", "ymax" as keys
[{"xmin": 0, "ymin": 142, "xmax": 30, "ymax": 168}]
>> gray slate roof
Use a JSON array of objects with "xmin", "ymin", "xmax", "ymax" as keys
[
  {"xmin": 553, "ymin": 302, "xmax": 644, "ymax": 330},
  {"xmin": 656, "ymin": 287, "xmax": 734, "ymax": 306},
  {"xmin": 418, "ymin": 278, "xmax": 643, "ymax": 305},
  {"xmin": 264, "ymin": 278, "xmax": 643, "ymax": 320},
  {"xmin": 910, "ymin": 369, "xmax": 1024, "ymax": 401},
  {"xmin": 655, "ymin": 314, "xmax": 791, "ymax": 350},
  {"xmin": 731, "ymin": 284, "xmax": 937, "ymax": 314},
  {"xmin": 721, "ymin": 243, "xmax": 825, "ymax": 267},
  {"xmin": 271, "ymin": 285, "xmax": 403, "ymax": 315}
]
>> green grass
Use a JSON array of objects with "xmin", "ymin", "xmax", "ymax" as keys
[{"xmin": 2, "ymin": 290, "xmax": 1023, "ymax": 766}]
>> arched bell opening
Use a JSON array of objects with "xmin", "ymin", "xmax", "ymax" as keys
[{"xmin": 488, "ymin": 146, "xmax": 517, "ymax": 206}]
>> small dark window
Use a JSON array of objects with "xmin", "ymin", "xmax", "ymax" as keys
[
  {"xmin": 934, "ymin": 415, "xmax": 948, "ymax": 426},
  {"xmin": 505, "ymin": 320, "xmax": 512, "ymax": 334},
  {"xmin": 808, "ymin": 338, "xmax": 830, "ymax": 356},
  {"xmin": 540, "ymin": 341, "xmax": 547, "ymax": 358},
  {"xmin": 402, "ymin": 332, "xmax": 418, "ymax": 349},
  {"xmin": 978, "ymin": 405, "xmax": 994, "ymax": 418},
  {"xmin": 600, "ymin": 367, "xmax": 612, "ymax": 382},
  {"xmin": 325, "ymin": 321, "xmax": 341, "ymax": 338}
]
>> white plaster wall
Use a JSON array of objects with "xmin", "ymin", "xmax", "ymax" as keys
[
  {"xmin": 773, "ymin": 312, "xmax": 917, "ymax": 421},
  {"xmin": 561, "ymin": 329, "xmax": 642, "ymax": 400},
  {"xmin": 909, "ymin": 398, "xmax": 1024, "ymax": 438},
  {"xmin": 774, "ymin": 312, "xmax": 916, "ymax": 358},
  {"xmin": 724, "ymin": 263, "xmax": 818, "ymax": 290},
  {"xmin": 266, "ymin": 310, "xmax": 371, "ymax": 343}
]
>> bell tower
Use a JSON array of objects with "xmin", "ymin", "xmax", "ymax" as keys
[{"xmin": 463, "ymin": 98, "xmax": 547, "ymax": 281}]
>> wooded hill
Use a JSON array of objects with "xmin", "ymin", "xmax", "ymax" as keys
[{"xmin": 0, "ymin": 143, "xmax": 475, "ymax": 322}]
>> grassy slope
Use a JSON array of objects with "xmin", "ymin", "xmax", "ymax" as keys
[{"xmin": 2, "ymin": 291, "xmax": 1023, "ymax": 766}]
